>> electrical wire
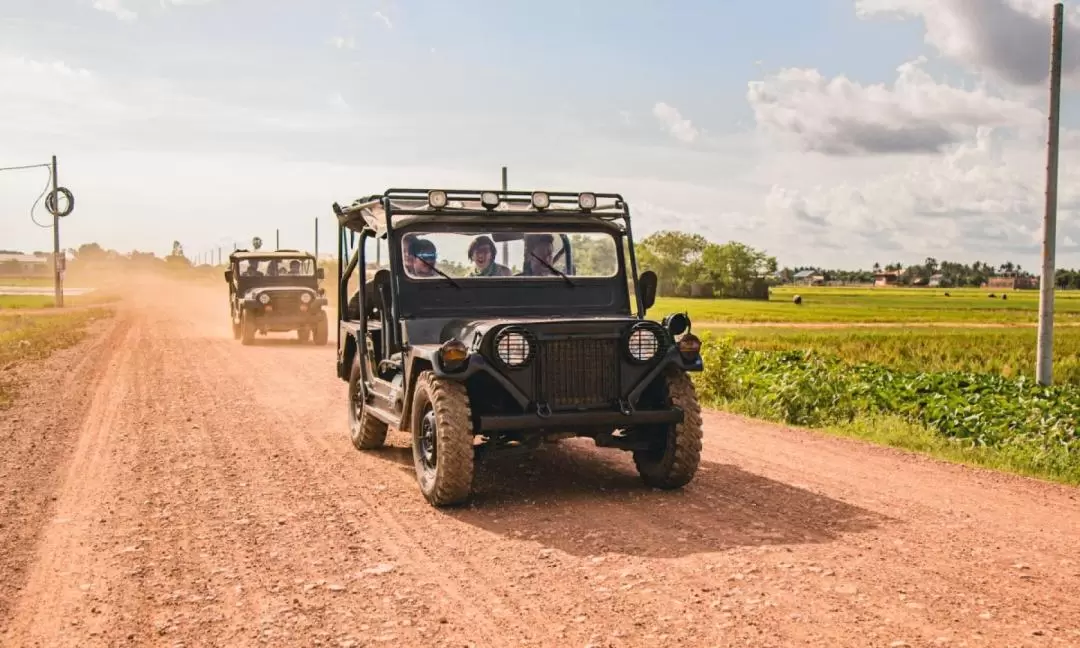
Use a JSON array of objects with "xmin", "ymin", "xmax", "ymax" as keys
[{"xmin": 29, "ymin": 167, "xmax": 55, "ymax": 229}]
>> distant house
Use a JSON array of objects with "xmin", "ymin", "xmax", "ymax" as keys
[
  {"xmin": 928, "ymin": 273, "xmax": 948, "ymax": 288},
  {"xmin": 985, "ymin": 276, "xmax": 1039, "ymax": 290},
  {"xmin": 0, "ymin": 252, "xmax": 51, "ymax": 276},
  {"xmin": 793, "ymin": 269, "xmax": 824, "ymax": 286},
  {"xmin": 874, "ymin": 271, "xmax": 901, "ymax": 287}
]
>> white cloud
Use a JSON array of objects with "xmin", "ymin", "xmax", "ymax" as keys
[
  {"xmin": 652, "ymin": 102, "xmax": 699, "ymax": 143},
  {"xmin": 331, "ymin": 36, "xmax": 355, "ymax": 50},
  {"xmin": 92, "ymin": 0, "xmax": 136, "ymax": 22},
  {"xmin": 373, "ymin": 11, "xmax": 393, "ymax": 29},
  {"xmin": 747, "ymin": 56, "xmax": 1043, "ymax": 155},
  {"xmin": 855, "ymin": 0, "xmax": 1080, "ymax": 87}
]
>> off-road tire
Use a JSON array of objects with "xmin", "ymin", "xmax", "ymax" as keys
[
  {"xmin": 240, "ymin": 312, "xmax": 256, "ymax": 345},
  {"xmin": 632, "ymin": 367, "xmax": 703, "ymax": 490},
  {"xmin": 313, "ymin": 314, "xmax": 329, "ymax": 346},
  {"xmin": 297, "ymin": 327, "xmax": 311, "ymax": 343},
  {"xmin": 410, "ymin": 371, "xmax": 474, "ymax": 507},
  {"xmin": 231, "ymin": 318, "xmax": 241, "ymax": 340},
  {"xmin": 348, "ymin": 355, "xmax": 388, "ymax": 449}
]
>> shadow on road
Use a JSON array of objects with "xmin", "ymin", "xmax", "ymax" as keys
[{"xmin": 438, "ymin": 439, "xmax": 888, "ymax": 558}]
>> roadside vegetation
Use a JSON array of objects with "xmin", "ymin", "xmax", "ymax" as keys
[{"xmin": 0, "ymin": 307, "xmax": 114, "ymax": 407}]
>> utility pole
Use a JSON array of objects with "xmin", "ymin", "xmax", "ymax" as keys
[
  {"xmin": 276, "ymin": 228, "xmax": 280, "ymax": 250},
  {"xmin": 51, "ymin": 155, "xmax": 63, "ymax": 308},
  {"xmin": 1037, "ymin": 1, "xmax": 1064, "ymax": 386},
  {"xmin": 500, "ymin": 165, "xmax": 509, "ymax": 262},
  {"xmin": 314, "ymin": 217, "xmax": 319, "ymax": 259}
]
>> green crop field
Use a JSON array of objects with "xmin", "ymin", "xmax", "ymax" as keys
[
  {"xmin": 657, "ymin": 286, "xmax": 1080, "ymax": 485},
  {"xmin": 652, "ymin": 286, "xmax": 1080, "ymax": 324}
]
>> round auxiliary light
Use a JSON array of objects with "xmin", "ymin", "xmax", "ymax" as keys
[
  {"xmin": 300, "ymin": 293, "xmax": 313, "ymax": 304},
  {"xmin": 258, "ymin": 293, "xmax": 271, "ymax": 304},
  {"xmin": 428, "ymin": 190, "xmax": 448, "ymax": 208},
  {"xmin": 480, "ymin": 191, "xmax": 501, "ymax": 209},
  {"xmin": 578, "ymin": 192, "xmax": 597, "ymax": 210},
  {"xmin": 531, "ymin": 191, "xmax": 550, "ymax": 210},
  {"xmin": 494, "ymin": 328, "xmax": 532, "ymax": 367},
  {"xmin": 627, "ymin": 325, "xmax": 660, "ymax": 362}
]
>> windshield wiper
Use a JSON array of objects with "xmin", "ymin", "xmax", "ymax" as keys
[
  {"xmin": 415, "ymin": 256, "xmax": 462, "ymax": 289},
  {"xmin": 530, "ymin": 252, "xmax": 577, "ymax": 287}
]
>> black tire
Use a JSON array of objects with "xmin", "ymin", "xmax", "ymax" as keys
[
  {"xmin": 348, "ymin": 355, "xmax": 388, "ymax": 449},
  {"xmin": 632, "ymin": 367, "xmax": 703, "ymax": 490},
  {"xmin": 297, "ymin": 327, "xmax": 311, "ymax": 343},
  {"xmin": 240, "ymin": 312, "xmax": 256, "ymax": 345},
  {"xmin": 231, "ymin": 319, "xmax": 241, "ymax": 340},
  {"xmin": 313, "ymin": 313, "xmax": 329, "ymax": 346},
  {"xmin": 410, "ymin": 371, "xmax": 474, "ymax": 507}
]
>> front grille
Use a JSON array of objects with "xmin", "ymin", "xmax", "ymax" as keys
[
  {"xmin": 269, "ymin": 292, "xmax": 302, "ymax": 312},
  {"xmin": 538, "ymin": 338, "xmax": 619, "ymax": 410}
]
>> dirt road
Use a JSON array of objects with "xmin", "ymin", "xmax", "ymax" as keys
[{"xmin": 2, "ymin": 281, "xmax": 1079, "ymax": 647}]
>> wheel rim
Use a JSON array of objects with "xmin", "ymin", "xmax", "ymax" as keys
[
  {"xmin": 350, "ymin": 379, "xmax": 363, "ymax": 423},
  {"xmin": 419, "ymin": 407, "xmax": 438, "ymax": 472}
]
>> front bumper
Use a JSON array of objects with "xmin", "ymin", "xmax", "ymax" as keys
[{"xmin": 478, "ymin": 407, "xmax": 684, "ymax": 432}]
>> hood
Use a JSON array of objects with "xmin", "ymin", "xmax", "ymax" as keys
[{"xmin": 440, "ymin": 314, "xmax": 641, "ymax": 346}]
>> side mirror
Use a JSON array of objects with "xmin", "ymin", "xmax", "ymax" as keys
[
  {"xmin": 638, "ymin": 270, "xmax": 657, "ymax": 311},
  {"xmin": 224, "ymin": 269, "xmax": 233, "ymax": 283},
  {"xmin": 316, "ymin": 267, "xmax": 325, "ymax": 280}
]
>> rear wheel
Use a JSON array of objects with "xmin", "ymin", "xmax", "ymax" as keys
[
  {"xmin": 348, "ymin": 355, "xmax": 388, "ymax": 449},
  {"xmin": 410, "ymin": 371, "xmax": 474, "ymax": 507},
  {"xmin": 632, "ymin": 367, "xmax": 703, "ymax": 490}
]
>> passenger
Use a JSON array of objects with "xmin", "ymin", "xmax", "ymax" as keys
[
  {"xmin": 242, "ymin": 260, "xmax": 262, "ymax": 276},
  {"xmin": 519, "ymin": 233, "xmax": 556, "ymax": 276},
  {"xmin": 288, "ymin": 259, "xmax": 302, "ymax": 275},
  {"xmin": 408, "ymin": 238, "xmax": 438, "ymax": 277},
  {"xmin": 467, "ymin": 235, "xmax": 511, "ymax": 277}
]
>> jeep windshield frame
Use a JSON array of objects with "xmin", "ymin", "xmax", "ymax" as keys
[
  {"xmin": 333, "ymin": 189, "xmax": 648, "ymax": 322},
  {"xmin": 228, "ymin": 250, "xmax": 320, "ymax": 290}
]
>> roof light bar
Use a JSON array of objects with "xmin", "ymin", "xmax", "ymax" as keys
[
  {"xmin": 480, "ymin": 191, "xmax": 500, "ymax": 210},
  {"xmin": 578, "ymin": 192, "xmax": 597, "ymax": 211}
]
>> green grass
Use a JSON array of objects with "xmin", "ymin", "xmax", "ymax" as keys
[
  {"xmin": 0, "ymin": 291, "xmax": 120, "ymax": 310},
  {"xmin": 0, "ymin": 307, "xmax": 114, "ymax": 407},
  {"xmin": 654, "ymin": 286, "xmax": 1080, "ymax": 324},
  {"xmin": 0, "ymin": 276, "xmax": 54, "ymax": 287},
  {"xmin": 710, "ymin": 326, "xmax": 1080, "ymax": 385}
]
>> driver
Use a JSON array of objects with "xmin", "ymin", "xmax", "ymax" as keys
[
  {"xmin": 242, "ymin": 260, "xmax": 262, "ymax": 276},
  {"xmin": 288, "ymin": 259, "xmax": 302, "ymax": 275},
  {"xmin": 467, "ymin": 235, "xmax": 511, "ymax": 277},
  {"xmin": 408, "ymin": 238, "xmax": 438, "ymax": 277},
  {"xmin": 519, "ymin": 233, "xmax": 555, "ymax": 276}
]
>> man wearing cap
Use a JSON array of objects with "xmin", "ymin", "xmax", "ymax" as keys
[
  {"xmin": 467, "ymin": 235, "xmax": 511, "ymax": 277},
  {"xmin": 407, "ymin": 237, "xmax": 439, "ymax": 277}
]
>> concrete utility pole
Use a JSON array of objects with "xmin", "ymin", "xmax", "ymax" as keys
[
  {"xmin": 314, "ymin": 217, "xmax": 319, "ymax": 259},
  {"xmin": 501, "ymin": 165, "xmax": 509, "ymax": 262},
  {"xmin": 276, "ymin": 228, "xmax": 280, "ymax": 250},
  {"xmin": 51, "ymin": 155, "xmax": 63, "ymax": 308},
  {"xmin": 1037, "ymin": 2, "xmax": 1064, "ymax": 386}
]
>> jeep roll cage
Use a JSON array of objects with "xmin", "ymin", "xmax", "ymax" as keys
[{"xmin": 331, "ymin": 188, "xmax": 649, "ymax": 325}]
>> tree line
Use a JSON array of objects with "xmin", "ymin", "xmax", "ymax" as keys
[{"xmin": 7, "ymin": 234, "xmax": 1080, "ymax": 292}]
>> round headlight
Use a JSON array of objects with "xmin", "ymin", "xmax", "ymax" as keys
[
  {"xmin": 258, "ymin": 293, "xmax": 271, "ymax": 304},
  {"xmin": 300, "ymin": 293, "xmax": 312, "ymax": 303},
  {"xmin": 495, "ymin": 329, "xmax": 532, "ymax": 367},
  {"xmin": 627, "ymin": 326, "xmax": 659, "ymax": 362}
]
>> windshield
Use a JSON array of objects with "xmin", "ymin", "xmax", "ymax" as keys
[
  {"xmin": 398, "ymin": 231, "xmax": 620, "ymax": 280},
  {"xmin": 238, "ymin": 257, "xmax": 315, "ymax": 277}
]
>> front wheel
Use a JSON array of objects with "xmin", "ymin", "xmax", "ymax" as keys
[
  {"xmin": 240, "ymin": 312, "xmax": 256, "ymax": 345},
  {"xmin": 632, "ymin": 367, "xmax": 703, "ymax": 490},
  {"xmin": 313, "ymin": 313, "xmax": 329, "ymax": 346},
  {"xmin": 409, "ymin": 371, "xmax": 475, "ymax": 507}
]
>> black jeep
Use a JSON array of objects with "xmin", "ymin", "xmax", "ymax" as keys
[
  {"xmin": 332, "ymin": 189, "xmax": 704, "ymax": 506},
  {"xmin": 224, "ymin": 249, "xmax": 330, "ymax": 345}
]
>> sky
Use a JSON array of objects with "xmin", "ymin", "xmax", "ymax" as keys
[{"xmin": 3, "ymin": 0, "xmax": 1080, "ymax": 271}]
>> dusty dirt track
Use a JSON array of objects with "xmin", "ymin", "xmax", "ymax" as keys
[{"xmin": 2, "ymin": 280, "xmax": 1079, "ymax": 648}]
